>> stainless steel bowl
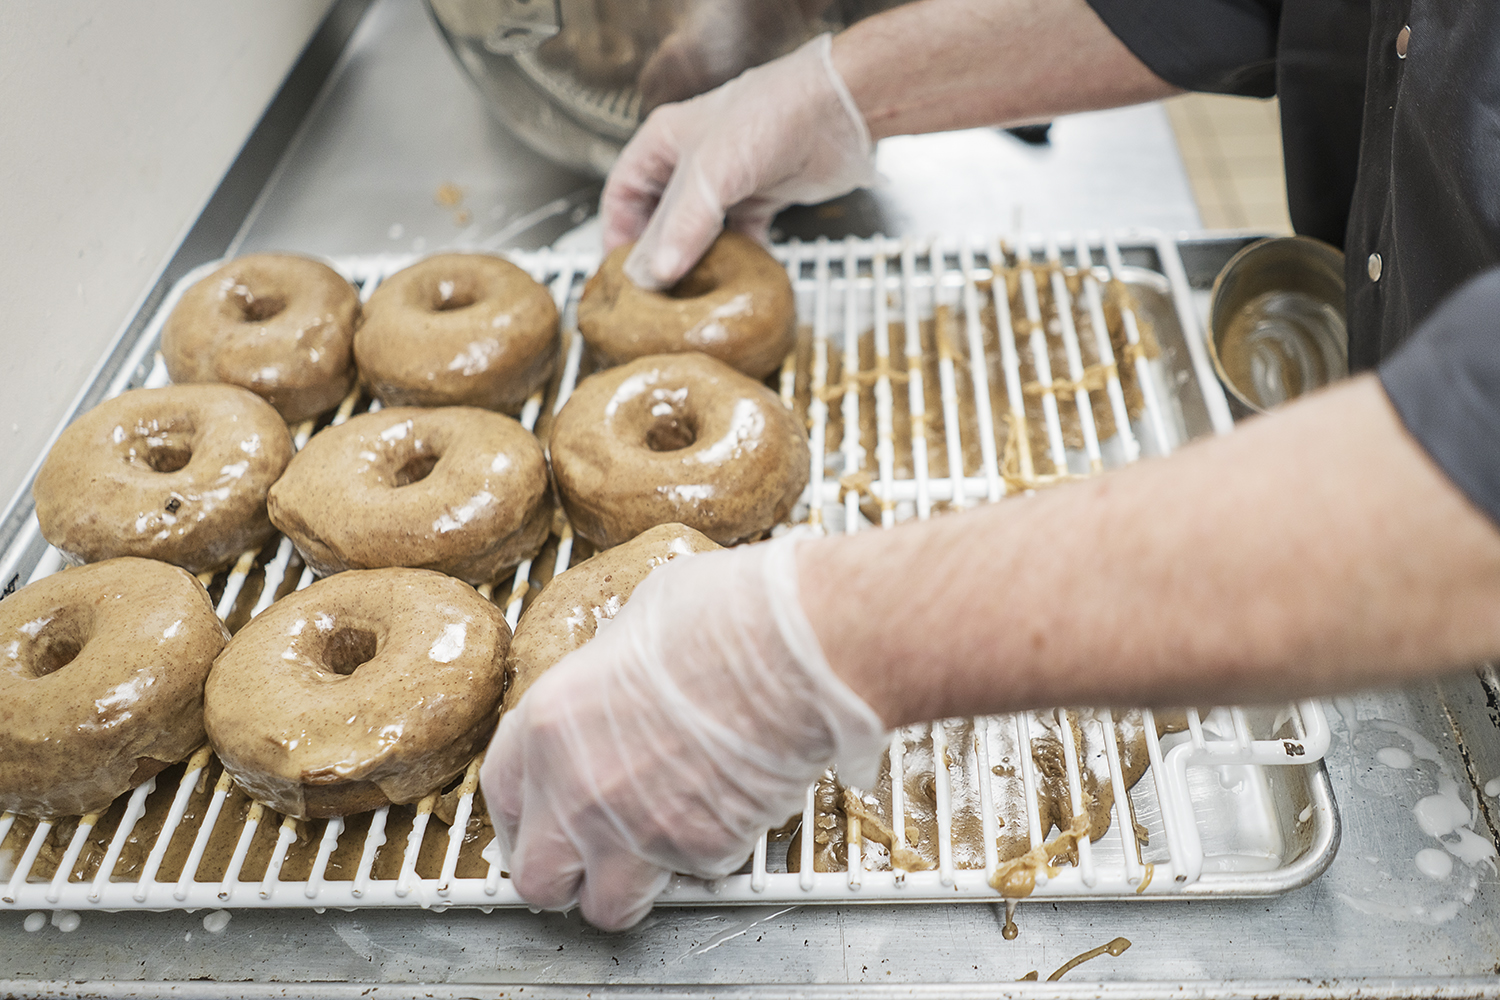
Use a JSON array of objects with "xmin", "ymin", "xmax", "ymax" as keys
[
  {"xmin": 426, "ymin": 0, "xmax": 902, "ymax": 176},
  {"xmin": 1207, "ymin": 235, "xmax": 1347, "ymax": 414}
]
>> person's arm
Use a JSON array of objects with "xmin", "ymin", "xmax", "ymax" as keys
[
  {"xmin": 482, "ymin": 368, "xmax": 1500, "ymax": 932},
  {"xmin": 482, "ymin": 372, "xmax": 1500, "ymax": 932},
  {"xmin": 832, "ymin": 0, "xmax": 1179, "ymax": 141},
  {"xmin": 801, "ymin": 373, "xmax": 1500, "ymax": 724},
  {"xmin": 483, "ymin": 265, "xmax": 1500, "ymax": 932},
  {"xmin": 603, "ymin": 0, "xmax": 1181, "ymax": 288}
]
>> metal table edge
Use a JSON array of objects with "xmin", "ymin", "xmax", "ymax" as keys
[{"xmin": 6, "ymin": 977, "xmax": 1500, "ymax": 1000}]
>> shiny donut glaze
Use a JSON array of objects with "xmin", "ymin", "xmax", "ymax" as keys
[
  {"xmin": 34, "ymin": 385, "xmax": 295, "ymax": 574},
  {"xmin": 549, "ymin": 353, "xmax": 810, "ymax": 548},
  {"xmin": 204, "ymin": 568, "xmax": 508, "ymax": 819},
  {"xmin": 504, "ymin": 523, "xmax": 720, "ymax": 713},
  {"xmin": 0, "ymin": 558, "xmax": 228, "ymax": 818},
  {"xmin": 578, "ymin": 231, "xmax": 796, "ymax": 379},
  {"xmin": 268, "ymin": 406, "xmax": 551, "ymax": 585},
  {"xmin": 161, "ymin": 253, "xmax": 360, "ymax": 422},
  {"xmin": 355, "ymin": 253, "xmax": 560, "ymax": 415}
]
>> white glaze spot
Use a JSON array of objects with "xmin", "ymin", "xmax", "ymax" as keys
[
  {"xmin": 433, "ymin": 491, "xmax": 497, "ymax": 534},
  {"xmin": 1447, "ymin": 828, "xmax": 1498, "ymax": 872},
  {"xmin": 1414, "ymin": 776, "xmax": 1472, "ymax": 839},
  {"xmin": 1376, "ymin": 746, "xmax": 1413, "ymax": 769},
  {"xmin": 429, "ymin": 622, "xmax": 467, "ymax": 663},
  {"xmin": 1415, "ymin": 847, "xmax": 1453, "ymax": 881},
  {"xmin": 657, "ymin": 483, "xmax": 715, "ymax": 502},
  {"xmin": 379, "ymin": 420, "xmax": 413, "ymax": 442},
  {"xmin": 18, "ymin": 616, "xmax": 52, "ymax": 638},
  {"xmin": 447, "ymin": 339, "xmax": 501, "ymax": 376}
]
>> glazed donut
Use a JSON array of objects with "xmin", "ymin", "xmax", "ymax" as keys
[
  {"xmin": 504, "ymin": 523, "xmax": 720, "ymax": 712},
  {"xmin": 355, "ymin": 254, "xmax": 560, "ymax": 415},
  {"xmin": 577, "ymin": 231, "xmax": 796, "ymax": 379},
  {"xmin": 0, "ymin": 558, "xmax": 228, "ymax": 818},
  {"xmin": 268, "ymin": 406, "xmax": 551, "ymax": 585},
  {"xmin": 549, "ymin": 352, "xmax": 810, "ymax": 548},
  {"xmin": 204, "ymin": 568, "xmax": 508, "ymax": 818},
  {"xmin": 161, "ymin": 253, "xmax": 360, "ymax": 423},
  {"xmin": 34, "ymin": 385, "xmax": 295, "ymax": 574}
]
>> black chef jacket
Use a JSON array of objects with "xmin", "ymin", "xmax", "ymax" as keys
[{"xmin": 1084, "ymin": 0, "xmax": 1500, "ymax": 527}]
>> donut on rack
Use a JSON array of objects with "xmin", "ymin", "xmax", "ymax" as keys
[
  {"xmin": 355, "ymin": 253, "xmax": 560, "ymax": 415},
  {"xmin": 0, "ymin": 558, "xmax": 229, "ymax": 818},
  {"xmin": 161, "ymin": 253, "xmax": 360, "ymax": 423},
  {"xmin": 33, "ymin": 385, "xmax": 295, "ymax": 574},
  {"xmin": 504, "ymin": 523, "xmax": 720, "ymax": 712},
  {"xmin": 577, "ymin": 231, "xmax": 797, "ymax": 379},
  {"xmin": 204, "ymin": 568, "xmax": 508, "ymax": 819},
  {"xmin": 267, "ymin": 406, "xmax": 551, "ymax": 585},
  {"xmin": 549, "ymin": 352, "xmax": 810, "ymax": 548}
]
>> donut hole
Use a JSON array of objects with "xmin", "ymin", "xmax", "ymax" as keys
[
  {"xmin": 26, "ymin": 609, "xmax": 92, "ymax": 678},
  {"xmin": 229, "ymin": 284, "xmax": 287, "ymax": 323},
  {"xmin": 646, "ymin": 412, "xmax": 698, "ymax": 452},
  {"xmin": 429, "ymin": 279, "xmax": 478, "ymax": 313},
  {"xmin": 665, "ymin": 270, "xmax": 719, "ymax": 300},
  {"xmin": 323, "ymin": 626, "xmax": 379, "ymax": 676},
  {"xmin": 146, "ymin": 443, "xmax": 193, "ymax": 473},
  {"xmin": 394, "ymin": 451, "xmax": 440, "ymax": 487}
]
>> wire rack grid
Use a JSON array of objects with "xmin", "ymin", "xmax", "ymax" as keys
[{"xmin": 0, "ymin": 231, "xmax": 1332, "ymax": 913}]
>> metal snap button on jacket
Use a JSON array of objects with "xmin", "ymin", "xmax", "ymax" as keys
[
  {"xmin": 1369, "ymin": 252, "xmax": 1384, "ymax": 282},
  {"xmin": 1397, "ymin": 25, "xmax": 1411, "ymax": 58}
]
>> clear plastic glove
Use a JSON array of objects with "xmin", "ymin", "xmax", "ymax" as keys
[
  {"xmin": 480, "ymin": 533, "xmax": 888, "ymax": 931},
  {"xmin": 602, "ymin": 32, "xmax": 878, "ymax": 290}
]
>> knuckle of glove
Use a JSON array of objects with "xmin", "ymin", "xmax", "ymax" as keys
[{"xmin": 510, "ymin": 855, "xmax": 582, "ymax": 912}]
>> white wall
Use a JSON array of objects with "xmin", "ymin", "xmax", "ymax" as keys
[{"xmin": 0, "ymin": 1, "xmax": 336, "ymax": 514}]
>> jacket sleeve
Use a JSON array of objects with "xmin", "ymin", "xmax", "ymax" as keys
[
  {"xmin": 1083, "ymin": 0, "xmax": 1281, "ymax": 97},
  {"xmin": 1380, "ymin": 267, "xmax": 1500, "ymax": 528}
]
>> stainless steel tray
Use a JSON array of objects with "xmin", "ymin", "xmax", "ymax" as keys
[{"xmin": 0, "ymin": 232, "xmax": 1335, "ymax": 916}]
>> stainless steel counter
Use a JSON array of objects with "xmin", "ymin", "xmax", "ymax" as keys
[{"xmin": 5, "ymin": 1, "xmax": 1500, "ymax": 996}]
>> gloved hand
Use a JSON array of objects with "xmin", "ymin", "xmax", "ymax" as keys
[
  {"xmin": 480, "ymin": 533, "xmax": 889, "ymax": 931},
  {"xmin": 602, "ymin": 32, "xmax": 878, "ymax": 290}
]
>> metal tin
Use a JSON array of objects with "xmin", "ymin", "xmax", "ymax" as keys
[{"xmin": 1207, "ymin": 236, "xmax": 1347, "ymax": 414}]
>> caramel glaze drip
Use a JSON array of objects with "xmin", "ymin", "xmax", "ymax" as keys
[
  {"xmin": 1020, "ymin": 936, "xmax": 1132, "ymax": 981},
  {"xmin": 791, "ymin": 265, "xmax": 1159, "ymax": 519},
  {"xmin": 787, "ymin": 710, "xmax": 1187, "ymax": 886}
]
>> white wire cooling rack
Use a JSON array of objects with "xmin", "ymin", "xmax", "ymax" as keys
[{"xmin": 0, "ymin": 232, "xmax": 1335, "ymax": 914}]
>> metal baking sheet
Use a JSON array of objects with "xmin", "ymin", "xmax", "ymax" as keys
[{"xmin": 0, "ymin": 233, "xmax": 1334, "ymax": 918}]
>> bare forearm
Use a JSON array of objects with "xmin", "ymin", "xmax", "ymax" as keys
[
  {"xmin": 800, "ymin": 376, "xmax": 1500, "ymax": 726},
  {"xmin": 831, "ymin": 0, "xmax": 1181, "ymax": 141}
]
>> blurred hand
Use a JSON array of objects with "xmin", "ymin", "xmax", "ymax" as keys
[
  {"xmin": 480, "ymin": 534, "xmax": 888, "ymax": 930},
  {"xmin": 602, "ymin": 32, "xmax": 878, "ymax": 290}
]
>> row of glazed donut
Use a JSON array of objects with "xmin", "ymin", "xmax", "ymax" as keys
[
  {"xmin": 32, "ymin": 349, "xmax": 809, "ymax": 582},
  {"xmin": 0, "ymin": 525, "xmax": 716, "ymax": 820},
  {"xmin": 159, "ymin": 232, "xmax": 793, "ymax": 426},
  {"xmin": 4, "ymin": 234, "xmax": 804, "ymax": 820}
]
